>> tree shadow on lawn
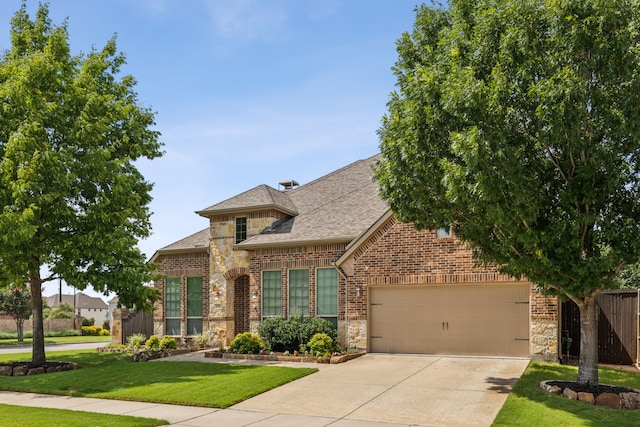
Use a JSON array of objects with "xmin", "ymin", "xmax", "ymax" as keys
[
  {"xmin": 0, "ymin": 353, "xmax": 317, "ymax": 408},
  {"xmin": 496, "ymin": 361, "xmax": 640, "ymax": 426}
]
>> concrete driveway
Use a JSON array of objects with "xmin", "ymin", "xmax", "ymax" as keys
[{"xmin": 229, "ymin": 354, "xmax": 529, "ymax": 427}]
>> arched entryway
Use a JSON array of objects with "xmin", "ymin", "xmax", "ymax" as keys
[{"xmin": 233, "ymin": 275, "xmax": 250, "ymax": 336}]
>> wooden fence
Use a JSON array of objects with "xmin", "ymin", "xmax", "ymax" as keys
[
  {"xmin": 561, "ymin": 290, "xmax": 638, "ymax": 365},
  {"xmin": 117, "ymin": 310, "xmax": 154, "ymax": 345}
]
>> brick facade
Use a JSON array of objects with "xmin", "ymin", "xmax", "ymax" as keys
[
  {"xmin": 153, "ymin": 209, "xmax": 558, "ymax": 360},
  {"xmin": 152, "ymin": 250, "xmax": 210, "ymax": 337}
]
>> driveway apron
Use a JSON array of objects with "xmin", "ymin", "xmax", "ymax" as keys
[{"xmin": 231, "ymin": 354, "xmax": 529, "ymax": 427}]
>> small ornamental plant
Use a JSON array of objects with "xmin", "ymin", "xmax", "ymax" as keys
[
  {"xmin": 145, "ymin": 335, "xmax": 161, "ymax": 349},
  {"xmin": 159, "ymin": 335, "xmax": 177, "ymax": 350},
  {"xmin": 229, "ymin": 332, "xmax": 265, "ymax": 354},
  {"xmin": 308, "ymin": 333, "xmax": 333, "ymax": 357}
]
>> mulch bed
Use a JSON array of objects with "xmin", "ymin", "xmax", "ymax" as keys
[{"xmin": 546, "ymin": 380, "xmax": 634, "ymax": 397}]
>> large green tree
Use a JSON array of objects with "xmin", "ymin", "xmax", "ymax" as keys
[
  {"xmin": 0, "ymin": 4, "xmax": 162, "ymax": 364},
  {"xmin": 376, "ymin": 0, "xmax": 640, "ymax": 386}
]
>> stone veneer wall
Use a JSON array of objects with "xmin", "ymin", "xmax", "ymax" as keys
[
  {"xmin": 207, "ymin": 210, "xmax": 286, "ymax": 346},
  {"xmin": 343, "ymin": 216, "xmax": 559, "ymax": 360}
]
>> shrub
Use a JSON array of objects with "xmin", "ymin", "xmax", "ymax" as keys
[
  {"xmin": 102, "ymin": 320, "xmax": 110, "ymax": 331},
  {"xmin": 145, "ymin": 335, "xmax": 161, "ymax": 349},
  {"xmin": 159, "ymin": 335, "xmax": 177, "ymax": 350},
  {"xmin": 257, "ymin": 313, "xmax": 337, "ymax": 352},
  {"xmin": 126, "ymin": 333, "xmax": 147, "ymax": 349},
  {"xmin": 81, "ymin": 325, "xmax": 103, "ymax": 336},
  {"xmin": 308, "ymin": 333, "xmax": 333, "ymax": 356},
  {"xmin": 99, "ymin": 328, "xmax": 110, "ymax": 336},
  {"xmin": 81, "ymin": 317, "xmax": 95, "ymax": 327},
  {"xmin": 229, "ymin": 332, "xmax": 264, "ymax": 354}
]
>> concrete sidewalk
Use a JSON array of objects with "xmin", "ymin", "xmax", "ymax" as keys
[
  {"xmin": 0, "ymin": 390, "xmax": 412, "ymax": 426},
  {"xmin": 0, "ymin": 354, "xmax": 529, "ymax": 426}
]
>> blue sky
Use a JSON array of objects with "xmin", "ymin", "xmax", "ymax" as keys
[{"xmin": 0, "ymin": 1, "xmax": 420, "ymax": 298}]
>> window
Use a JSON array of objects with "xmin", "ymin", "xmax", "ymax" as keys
[
  {"xmin": 316, "ymin": 268, "xmax": 338, "ymax": 329},
  {"xmin": 235, "ymin": 217, "xmax": 247, "ymax": 243},
  {"xmin": 437, "ymin": 226, "xmax": 451, "ymax": 238},
  {"xmin": 165, "ymin": 277, "xmax": 180, "ymax": 335},
  {"xmin": 186, "ymin": 277, "xmax": 203, "ymax": 335},
  {"xmin": 288, "ymin": 269, "xmax": 309, "ymax": 316},
  {"xmin": 262, "ymin": 270, "xmax": 282, "ymax": 320}
]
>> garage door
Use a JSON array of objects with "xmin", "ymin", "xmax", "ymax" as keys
[{"xmin": 369, "ymin": 283, "xmax": 530, "ymax": 357}]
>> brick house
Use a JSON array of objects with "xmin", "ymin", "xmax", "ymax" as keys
[{"xmin": 151, "ymin": 155, "xmax": 558, "ymax": 361}]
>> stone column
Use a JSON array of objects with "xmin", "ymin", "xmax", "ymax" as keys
[{"xmin": 111, "ymin": 308, "xmax": 130, "ymax": 345}]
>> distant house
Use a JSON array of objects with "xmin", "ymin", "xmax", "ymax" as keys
[
  {"xmin": 46, "ymin": 293, "xmax": 108, "ymax": 326},
  {"xmin": 150, "ymin": 155, "xmax": 558, "ymax": 361}
]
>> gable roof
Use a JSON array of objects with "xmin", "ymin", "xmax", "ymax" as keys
[
  {"xmin": 154, "ymin": 154, "xmax": 390, "ymax": 253},
  {"xmin": 197, "ymin": 184, "xmax": 298, "ymax": 217},
  {"xmin": 149, "ymin": 228, "xmax": 209, "ymax": 262},
  {"xmin": 46, "ymin": 293, "xmax": 107, "ymax": 310},
  {"xmin": 236, "ymin": 154, "xmax": 389, "ymax": 248}
]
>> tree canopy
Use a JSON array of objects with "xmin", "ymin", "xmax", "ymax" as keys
[
  {"xmin": 0, "ymin": 3, "xmax": 163, "ymax": 364},
  {"xmin": 376, "ymin": 0, "xmax": 640, "ymax": 386}
]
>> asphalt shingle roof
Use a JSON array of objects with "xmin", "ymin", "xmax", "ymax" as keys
[
  {"xmin": 155, "ymin": 154, "xmax": 389, "ymax": 252},
  {"xmin": 238, "ymin": 154, "xmax": 389, "ymax": 247},
  {"xmin": 197, "ymin": 184, "xmax": 298, "ymax": 216},
  {"xmin": 153, "ymin": 228, "xmax": 210, "ymax": 254}
]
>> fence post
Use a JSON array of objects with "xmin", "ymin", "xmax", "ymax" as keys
[{"xmin": 112, "ymin": 308, "xmax": 130, "ymax": 345}]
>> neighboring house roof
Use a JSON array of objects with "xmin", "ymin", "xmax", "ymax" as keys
[
  {"xmin": 236, "ymin": 154, "xmax": 389, "ymax": 248},
  {"xmin": 150, "ymin": 228, "xmax": 210, "ymax": 262},
  {"xmin": 46, "ymin": 293, "xmax": 108, "ymax": 310},
  {"xmin": 197, "ymin": 184, "xmax": 298, "ymax": 217}
]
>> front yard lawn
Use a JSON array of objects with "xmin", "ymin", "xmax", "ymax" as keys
[
  {"xmin": 0, "ymin": 350, "xmax": 317, "ymax": 408},
  {"xmin": 493, "ymin": 361, "xmax": 640, "ymax": 426},
  {"xmin": 0, "ymin": 403, "xmax": 166, "ymax": 427}
]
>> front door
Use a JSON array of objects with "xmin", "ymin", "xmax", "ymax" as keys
[{"xmin": 233, "ymin": 275, "xmax": 250, "ymax": 336}]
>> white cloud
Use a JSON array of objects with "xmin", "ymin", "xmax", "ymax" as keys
[{"xmin": 203, "ymin": 0, "xmax": 288, "ymax": 42}]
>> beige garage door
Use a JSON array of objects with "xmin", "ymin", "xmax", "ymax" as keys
[{"xmin": 369, "ymin": 283, "xmax": 530, "ymax": 357}]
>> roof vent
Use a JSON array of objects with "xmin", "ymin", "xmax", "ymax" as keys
[{"xmin": 278, "ymin": 179, "xmax": 299, "ymax": 191}]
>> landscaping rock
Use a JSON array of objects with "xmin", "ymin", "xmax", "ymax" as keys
[
  {"xmin": 0, "ymin": 366, "xmax": 12, "ymax": 376},
  {"xmin": 548, "ymin": 385, "xmax": 562, "ymax": 395},
  {"xmin": 621, "ymin": 392, "xmax": 640, "ymax": 410},
  {"xmin": 12, "ymin": 365, "xmax": 27, "ymax": 376},
  {"xmin": 563, "ymin": 387, "xmax": 578, "ymax": 400},
  {"xmin": 578, "ymin": 392, "xmax": 595, "ymax": 404},
  {"xmin": 28, "ymin": 367, "xmax": 45, "ymax": 375},
  {"xmin": 595, "ymin": 392, "xmax": 623, "ymax": 409}
]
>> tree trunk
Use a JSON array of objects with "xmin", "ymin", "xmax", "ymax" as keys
[
  {"xmin": 16, "ymin": 318, "xmax": 24, "ymax": 343},
  {"xmin": 576, "ymin": 296, "xmax": 599, "ymax": 386},
  {"xmin": 30, "ymin": 276, "xmax": 46, "ymax": 365}
]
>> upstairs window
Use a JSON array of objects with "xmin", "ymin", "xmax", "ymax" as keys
[
  {"xmin": 437, "ymin": 226, "xmax": 451, "ymax": 238},
  {"xmin": 235, "ymin": 217, "xmax": 247, "ymax": 243}
]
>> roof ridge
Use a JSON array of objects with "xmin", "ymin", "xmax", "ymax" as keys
[{"xmin": 290, "ymin": 153, "xmax": 380, "ymax": 194}]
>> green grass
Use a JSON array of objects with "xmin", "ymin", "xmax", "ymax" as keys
[
  {"xmin": 0, "ymin": 335, "xmax": 111, "ymax": 346},
  {"xmin": 493, "ymin": 361, "xmax": 640, "ymax": 426},
  {"xmin": 0, "ymin": 403, "xmax": 166, "ymax": 427},
  {"xmin": 0, "ymin": 349, "xmax": 318, "ymax": 408}
]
